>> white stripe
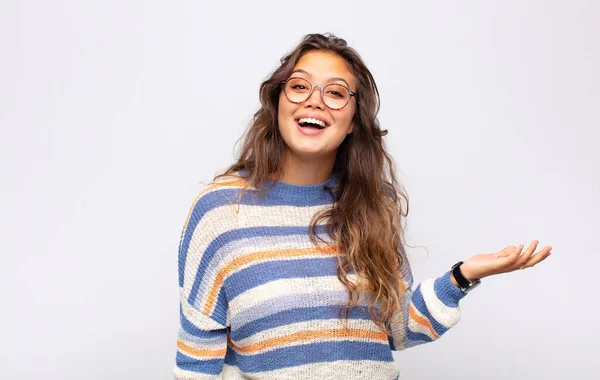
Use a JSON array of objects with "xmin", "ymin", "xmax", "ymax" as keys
[
  {"xmin": 228, "ymin": 274, "xmax": 363, "ymax": 320},
  {"xmin": 232, "ymin": 318, "xmax": 383, "ymax": 354},
  {"xmin": 182, "ymin": 199, "xmax": 331, "ymax": 302},
  {"xmin": 419, "ymin": 278, "xmax": 461, "ymax": 328},
  {"xmin": 178, "ymin": 329, "xmax": 224, "ymax": 347},
  {"xmin": 196, "ymin": 233, "xmax": 339, "ymax": 310},
  {"xmin": 407, "ymin": 303, "xmax": 437, "ymax": 340},
  {"xmin": 180, "ymin": 288, "xmax": 227, "ymax": 330}
]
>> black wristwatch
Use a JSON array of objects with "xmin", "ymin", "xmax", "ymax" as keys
[{"xmin": 451, "ymin": 261, "xmax": 481, "ymax": 293}]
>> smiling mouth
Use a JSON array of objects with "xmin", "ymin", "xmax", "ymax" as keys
[{"xmin": 296, "ymin": 117, "xmax": 328, "ymax": 130}]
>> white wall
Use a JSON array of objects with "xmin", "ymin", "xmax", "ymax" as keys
[{"xmin": 1, "ymin": 1, "xmax": 598, "ymax": 379}]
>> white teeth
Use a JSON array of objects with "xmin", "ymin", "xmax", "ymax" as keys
[{"xmin": 298, "ymin": 117, "xmax": 326, "ymax": 128}]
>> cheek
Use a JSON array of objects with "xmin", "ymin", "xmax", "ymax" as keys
[
  {"xmin": 277, "ymin": 94, "xmax": 284, "ymax": 118},
  {"xmin": 336, "ymin": 108, "xmax": 355, "ymax": 131},
  {"xmin": 278, "ymin": 94, "xmax": 293, "ymax": 122}
]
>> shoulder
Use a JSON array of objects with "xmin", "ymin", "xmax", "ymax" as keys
[
  {"xmin": 178, "ymin": 172, "xmax": 252, "ymax": 281},
  {"xmin": 184, "ymin": 174, "xmax": 252, "ymax": 229},
  {"xmin": 201, "ymin": 171, "xmax": 252, "ymax": 199}
]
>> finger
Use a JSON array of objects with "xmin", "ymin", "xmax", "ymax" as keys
[
  {"xmin": 523, "ymin": 246, "xmax": 552, "ymax": 269},
  {"xmin": 496, "ymin": 245, "xmax": 518, "ymax": 258},
  {"xmin": 509, "ymin": 244, "xmax": 524, "ymax": 261},
  {"xmin": 497, "ymin": 244, "xmax": 524, "ymax": 269},
  {"xmin": 514, "ymin": 240, "xmax": 539, "ymax": 269}
]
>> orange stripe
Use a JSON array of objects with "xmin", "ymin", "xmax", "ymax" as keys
[
  {"xmin": 203, "ymin": 246, "xmax": 339, "ymax": 314},
  {"xmin": 408, "ymin": 304, "xmax": 440, "ymax": 339},
  {"xmin": 228, "ymin": 328, "xmax": 388, "ymax": 354},
  {"xmin": 177, "ymin": 340, "xmax": 227, "ymax": 358}
]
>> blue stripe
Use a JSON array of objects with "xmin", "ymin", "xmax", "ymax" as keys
[
  {"xmin": 404, "ymin": 339, "xmax": 427, "ymax": 349},
  {"xmin": 226, "ymin": 256, "xmax": 339, "ymax": 300},
  {"xmin": 231, "ymin": 290, "xmax": 351, "ymax": 327},
  {"xmin": 231, "ymin": 305, "xmax": 372, "ymax": 341},
  {"xmin": 176, "ymin": 351, "xmax": 223, "ymax": 375},
  {"xmin": 178, "ymin": 197, "xmax": 212, "ymax": 288},
  {"xmin": 225, "ymin": 341, "xmax": 393, "ymax": 373},
  {"xmin": 180, "ymin": 307, "xmax": 226, "ymax": 339},
  {"xmin": 410, "ymin": 285, "xmax": 450, "ymax": 336},
  {"xmin": 388, "ymin": 334, "xmax": 396, "ymax": 351},
  {"xmin": 406, "ymin": 329, "xmax": 434, "ymax": 343},
  {"xmin": 179, "ymin": 328, "xmax": 224, "ymax": 346},
  {"xmin": 187, "ymin": 225, "xmax": 331, "ymax": 309},
  {"xmin": 434, "ymin": 270, "xmax": 467, "ymax": 307},
  {"xmin": 178, "ymin": 187, "xmax": 335, "ymax": 287}
]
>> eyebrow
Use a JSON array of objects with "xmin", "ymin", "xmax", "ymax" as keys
[{"xmin": 291, "ymin": 69, "xmax": 352, "ymax": 88}]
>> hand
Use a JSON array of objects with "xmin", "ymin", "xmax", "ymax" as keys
[{"xmin": 458, "ymin": 240, "xmax": 552, "ymax": 281}]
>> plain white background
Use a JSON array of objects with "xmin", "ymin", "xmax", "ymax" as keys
[{"xmin": 1, "ymin": 1, "xmax": 598, "ymax": 379}]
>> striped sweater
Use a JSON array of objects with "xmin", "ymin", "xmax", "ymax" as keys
[{"xmin": 174, "ymin": 171, "xmax": 468, "ymax": 379}]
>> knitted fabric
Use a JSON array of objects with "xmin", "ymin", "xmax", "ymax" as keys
[{"xmin": 174, "ymin": 171, "xmax": 468, "ymax": 379}]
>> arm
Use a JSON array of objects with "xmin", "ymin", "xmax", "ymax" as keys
[
  {"xmin": 389, "ymin": 240, "xmax": 553, "ymax": 350},
  {"xmin": 173, "ymin": 194, "xmax": 229, "ymax": 379},
  {"xmin": 388, "ymin": 257, "xmax": 467, "ymax": 351},
  {"xmin": 174, "ymin": 302, "xmax": 228, "ymax": 379}
]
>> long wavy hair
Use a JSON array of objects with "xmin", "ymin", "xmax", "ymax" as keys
[{"xmin": 213, "ymin": 33, "xmax": 410, "ymax": 335}]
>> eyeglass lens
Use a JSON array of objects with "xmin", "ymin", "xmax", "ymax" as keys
[{"xmin": 284, "ymin": 78, "xmax": 350, "ymax": 109}]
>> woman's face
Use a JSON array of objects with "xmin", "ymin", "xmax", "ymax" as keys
[{"xmin": 277, "ymin": 50, "xmax": 356, "ymax": 161}]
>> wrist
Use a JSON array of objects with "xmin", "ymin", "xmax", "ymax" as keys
[
  {"xmin": 458, "ymin": 261, "xmax": 479, "ymax": 281},
  {"xmin": 450, "ymin": 261, "xmax": 482, "ymax": 293}
]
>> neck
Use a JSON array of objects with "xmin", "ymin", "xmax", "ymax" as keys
[{"xmin": 274, "ymin": 149, "xmax": 336, "ymax": 185}]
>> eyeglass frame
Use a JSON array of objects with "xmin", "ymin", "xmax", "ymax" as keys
[{"xmin": 280, "ymin": 77, "xmax": 357, "ymax": 110}]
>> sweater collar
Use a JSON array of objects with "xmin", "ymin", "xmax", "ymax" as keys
[{"xmin": 239, "ymin": 170, "xmax": 339, "ymax": 204}]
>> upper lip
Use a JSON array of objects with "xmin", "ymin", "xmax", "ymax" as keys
[{"xmin": 295, "ymin": 113, "xmax": 330, "ymax": 127}]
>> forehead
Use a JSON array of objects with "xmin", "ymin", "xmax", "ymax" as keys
[{"xmin": 292, "ymin": 51, "xmax": 355, "ymax": 88}]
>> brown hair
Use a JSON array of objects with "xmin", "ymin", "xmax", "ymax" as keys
[{"xmin": 213, "ymin": 33, "xmax": 410, "ymax": 335}]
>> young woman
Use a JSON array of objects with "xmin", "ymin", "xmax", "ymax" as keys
[{"xmin": 174, "ymin": 33, "xmax": 552, "ymax": 379}]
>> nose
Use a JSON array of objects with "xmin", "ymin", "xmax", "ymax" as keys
[{"xmin": 304, "ymin": 86, "xmax": 325, "ymax": 109}]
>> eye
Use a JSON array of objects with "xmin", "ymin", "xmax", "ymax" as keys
[
  {"xmin": 327, "ymin": 90, "xmax": 344, "ymax": 98},
  {"xmin": 292, "ymin": 84, "xmax": 307, "ymax": 90}
]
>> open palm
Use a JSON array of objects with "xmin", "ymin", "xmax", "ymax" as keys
[{"xmin": 460, "ymin": 240, "xmax": 552, "ymax": 281}]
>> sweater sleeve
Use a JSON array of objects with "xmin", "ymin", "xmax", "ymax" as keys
[
  {"xmin": 388, "ymin": 256, "xmax": 468, "ymax": 351},
  {"xmin": 173, "ymin": 193, "xmax": 230, "ymax": 379}
]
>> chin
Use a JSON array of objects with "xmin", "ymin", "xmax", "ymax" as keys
[{"xmin": 285, "ymin": 141, "xmax": 327, "ymax": 157}]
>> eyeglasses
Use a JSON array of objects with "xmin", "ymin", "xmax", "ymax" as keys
[{"xmin": 280, "ymin": 77, "xmax": 356, "ymax": 110}]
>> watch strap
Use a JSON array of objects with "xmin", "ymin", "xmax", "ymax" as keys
[{"xmin": 451, "ymin": 261, "xmax": 481, "ymax": 293}]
